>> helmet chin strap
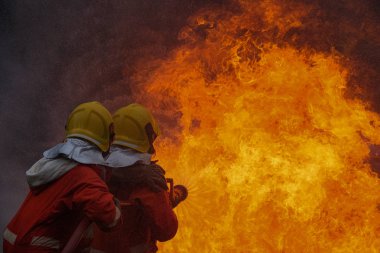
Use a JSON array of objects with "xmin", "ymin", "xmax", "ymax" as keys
[{"xmin": 145, "ymin": 123, "xmax": 157, "ymax": 154}]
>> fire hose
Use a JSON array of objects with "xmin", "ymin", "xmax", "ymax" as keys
[
  {"xmin": 61, "ymin": 217, "xmax": 92, "ymax": 253},
  {"xmin": 61, "ymin": 178, "xmax": 188, "ymax": 253}
]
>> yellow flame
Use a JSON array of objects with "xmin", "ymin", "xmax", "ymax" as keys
[{"xmin": 132, "ymin": 1, "xmax": 380, "ymax": 252}]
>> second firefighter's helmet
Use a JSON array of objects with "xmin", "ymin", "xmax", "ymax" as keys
[
  {"xmin": 65, "ymin": 101, "xmax": 113, "ymax": 152},
  {"xmin": 113, "ymin": 103, "xmax": 160, "ymax": 153}
]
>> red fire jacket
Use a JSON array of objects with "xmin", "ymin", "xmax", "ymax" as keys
[
  {"xmin": 3, "ymin": 164, "xmax": 118, "ymax": 253},
  {"xmin": 91, "ymin": 184, "xmax": 178, "ymax": 253}
]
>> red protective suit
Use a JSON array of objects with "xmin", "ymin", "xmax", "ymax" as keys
[
  {"xmin": 3, "ymin": 163, "xmax": 118, "ymax": 253},
  {"xmin": 91, "ymin": 177, "xmax": 178, "ymax": 253}
]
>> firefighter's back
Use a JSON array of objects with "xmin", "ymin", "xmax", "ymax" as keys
[{"xmin": 4, "ymin": 164, "xmax": 114, "ymax": 253}]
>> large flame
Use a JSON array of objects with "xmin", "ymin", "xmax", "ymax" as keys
[{"xmin": 132, "ymin": 0, "xmax": 380, "ymax": 252}]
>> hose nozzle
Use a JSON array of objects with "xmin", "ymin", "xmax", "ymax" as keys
[
  {"xmin": 166, "ymin": 178, "xmax": 188, "ymax": 208},
  {"xmin": 171, "ymin": 184, "xmax": 188, "ymax": 208}
]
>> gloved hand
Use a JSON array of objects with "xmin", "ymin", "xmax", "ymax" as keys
[
  {"xmin": 112, "ymin": 163, "xmax": 168, "ymax": 192},
  {"xmin": 138, "ymin": 163, "xmax": 168, "ymax": 192},
  {"xmin": 113, "ymin": 197, "xmax": 121, "ymax": 209}
]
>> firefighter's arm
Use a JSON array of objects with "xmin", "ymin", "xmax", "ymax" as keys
[
  {"xmin": 72, "ymin": 166, "xmax": 121, "ymax": 230},
  {"xmin": 106, "ymin": 198, "xmax": 121, "ymax": 228},
  {"xmin": 131, "ymin": 188, "xmax": 178, "ymax": 241}
]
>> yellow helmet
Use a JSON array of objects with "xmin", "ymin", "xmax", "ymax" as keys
[
  {"xmin": 113, "ymin": 103, "xmax": 160, "ymax": 153},
  {"xmin": 65, "ymin": 101, "xmax": 113, "ymax": 152}
]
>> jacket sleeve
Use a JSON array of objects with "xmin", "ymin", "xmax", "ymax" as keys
[
  {"xmin": 71, "ymin": 166, "xmax": 118, "ymax": 228},
  {"xmin": 130, "ymin": 188, "xmax": 178, "ymax": 242}
]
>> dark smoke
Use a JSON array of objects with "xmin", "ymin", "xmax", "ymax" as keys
[
  {"xmin": 282, "ymin": 0, "xmax": 380, "ymax": 109},
  {"xmin": 0, "ymin": 0, "xmax": 378, "ymax": 251}
]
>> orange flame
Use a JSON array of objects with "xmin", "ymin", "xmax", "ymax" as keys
[{"xmin": 132, "ymin": 1, "xmax": 380, "ymax": 252}]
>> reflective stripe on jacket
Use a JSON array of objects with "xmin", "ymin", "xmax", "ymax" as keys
[{"xmin": 3, "ymin": 164, "xmax": 117, "ymax": 253}]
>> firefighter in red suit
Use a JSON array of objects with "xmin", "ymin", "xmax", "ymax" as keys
[
  {"xmin": 90, "ymin": 103, "xmax": 178, "ymax": 253},
  {"xmin": 3, "ymin": 102, "xmax": 122, "ymax": 253}
]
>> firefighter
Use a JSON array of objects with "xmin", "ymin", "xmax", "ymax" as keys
[
  {"xmin": 90, "ymin": 103, "xmax": 178, "ymax": 253},
  {"xmin": 3, "ymin": 101, "xmax": 121, "ymax": 253}
]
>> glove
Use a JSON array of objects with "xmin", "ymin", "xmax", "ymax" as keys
[
  {"xmin": 144, "ymin": 163, "xmax": 169, "ymax": 192},
  {"xmin": 112, "ymin": 163, "xmax": 168, "ymax": 192},
  {"xmin": 113, "ymin": 197, "xmax": 121, "ymax": 209}
]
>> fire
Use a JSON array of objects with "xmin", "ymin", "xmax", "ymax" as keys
[{"xmin": 132, "ymin": 0, "xmax": 380, "ymax": 252}]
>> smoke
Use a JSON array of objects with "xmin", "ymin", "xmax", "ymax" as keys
[
  {"xmin": 282, "ymin": 0, "xmax": 380, "ymax": 109},
  {"xmin": 0, "ymin": 0, "xmax": 378, "ymax": 251}
]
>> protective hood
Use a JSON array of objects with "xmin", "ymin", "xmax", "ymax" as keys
[
  {"xmin": 105, "ymin": 145, "xmax": 151, "ymax": 168},
  {"xmin": 26, "ymin": 157, "xmax": 78, "ymax": 188},
  {"xmin": 43, "ymin": 138, "xmax": 107, "ymax": 165}
]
